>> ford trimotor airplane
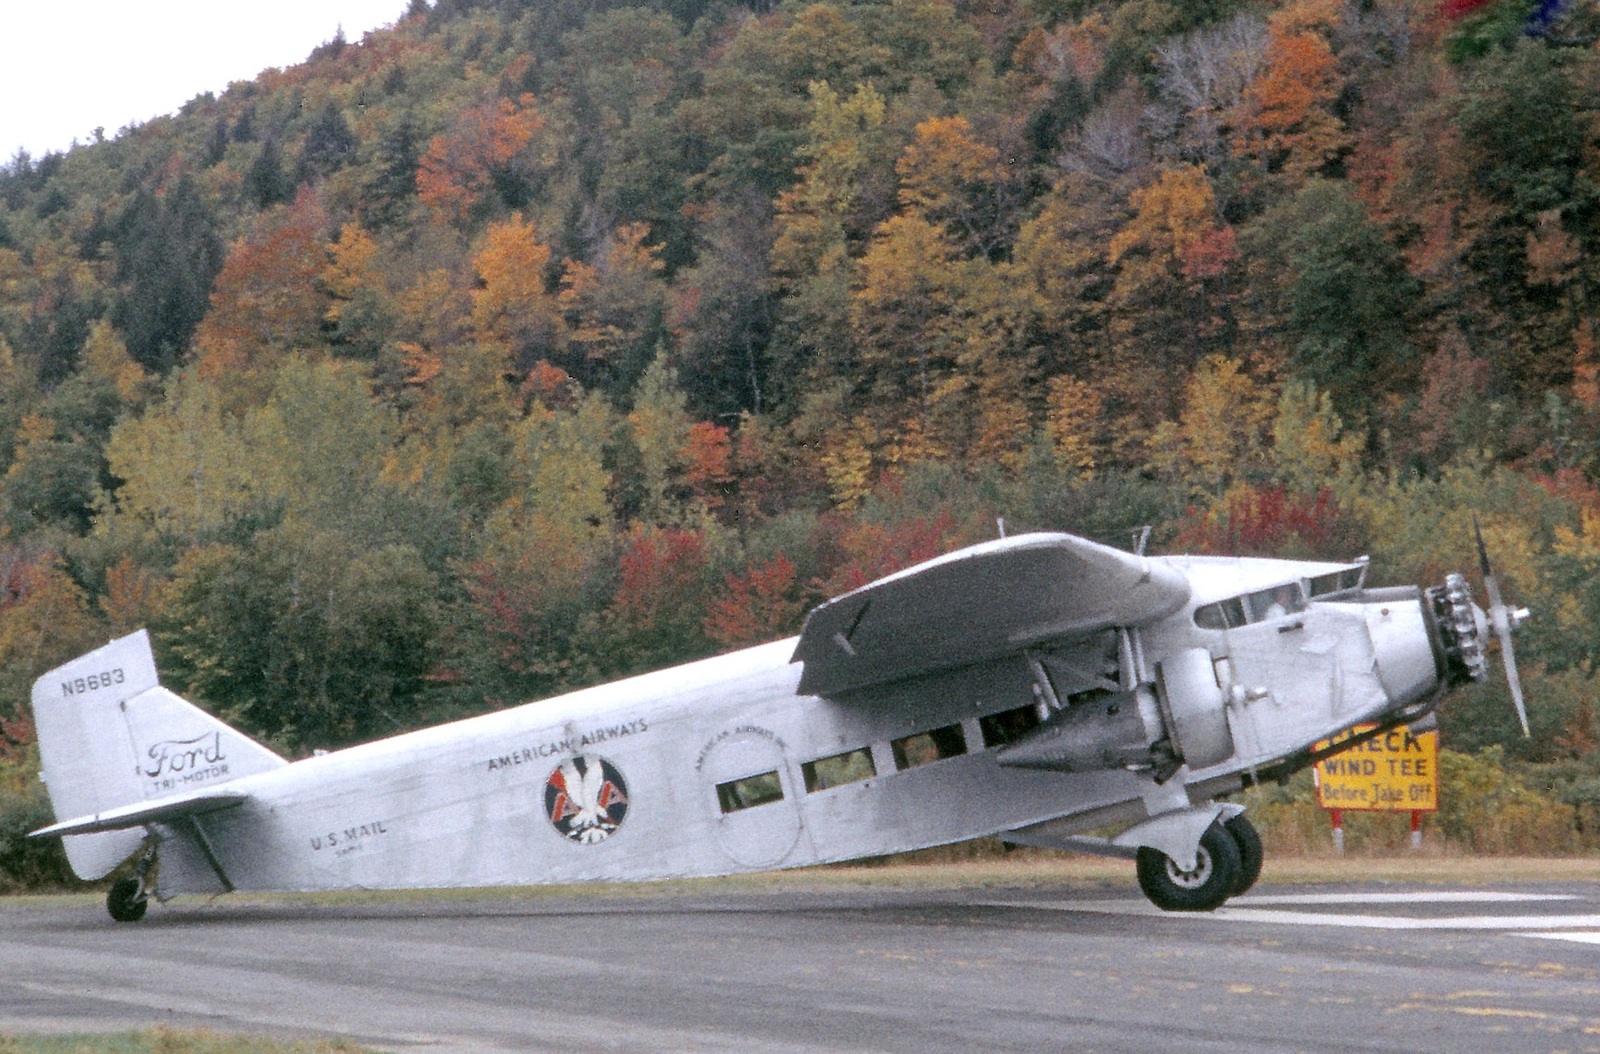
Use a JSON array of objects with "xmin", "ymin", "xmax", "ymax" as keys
[{"xmin": 30, "ymin": 529, "xmax": 1527, "ymax": 921}]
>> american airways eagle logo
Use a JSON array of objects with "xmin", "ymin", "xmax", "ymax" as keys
[{"xmin": 544, "ymin": 754, "xmax": 630, "ymax": 844}]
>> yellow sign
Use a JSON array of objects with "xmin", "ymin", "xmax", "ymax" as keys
[{"xmin": 1313, "ymin": 723, "xmax": 1439, "ymax": 812}]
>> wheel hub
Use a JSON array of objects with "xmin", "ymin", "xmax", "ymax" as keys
[{"xmin": 1163, "ymin": 846, "xmax": 1214, "ymax": 890}]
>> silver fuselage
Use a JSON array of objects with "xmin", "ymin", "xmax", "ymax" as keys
[{"xmin": 151, "ymin": 554, "xmax": 1438, "ymax": 898}]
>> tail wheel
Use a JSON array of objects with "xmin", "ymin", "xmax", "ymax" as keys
[
  {"xmin": 1136, "ymin": 822, "xmax": 1241, "ymax": 912},
  {"xmin": 1223, "ymin": 814, "xmax": 1264, "ymax": 898},
  {"xmin": 107, "ymin": 877, "xmax": 148, "ymax": 923}
]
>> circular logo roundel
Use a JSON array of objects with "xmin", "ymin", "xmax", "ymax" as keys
[{"xmin": 544, "ymin": 754, "xmax": 630, "ymax": 845}]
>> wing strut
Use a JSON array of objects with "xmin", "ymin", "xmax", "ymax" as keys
[{"xmin": 180, "ymin": 815, "xmax": 235, "ymax": 893}]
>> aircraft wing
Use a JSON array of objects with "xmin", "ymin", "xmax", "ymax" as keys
[
  {"xmin": 29, "ymin": 785, "xmax": 250, "ymax": 839},
  {"xmin": 792, "ymin": 531, "xmax": 1190, "ymax": 697}
]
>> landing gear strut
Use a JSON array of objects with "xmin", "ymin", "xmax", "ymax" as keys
[{"xmin": 1002, "ymin": 804, "xmax": 1265, "ymax": 912}]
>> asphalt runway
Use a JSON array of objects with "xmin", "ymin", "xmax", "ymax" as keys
[{"xmin": 4, "ymin": 880, "xmax": 1600, "ymax": 1054}]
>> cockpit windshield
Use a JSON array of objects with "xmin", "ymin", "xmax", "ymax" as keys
[
  {"xmin": 1307, "ymin": 566, "xmax": 1365, "ymax": 598},
  {"xmin": 1193, "ymin": 582, "xmax": 1307, "ymax": 630}
]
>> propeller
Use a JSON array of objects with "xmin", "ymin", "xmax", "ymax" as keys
[{"xmin": 1474, "ymin": 516, "xmax": 1532, "ymax": 738}]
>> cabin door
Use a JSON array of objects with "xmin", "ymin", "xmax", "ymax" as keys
[{"xmin": 698, "ymin": 726, "xmax": 805, "ymax": 869}]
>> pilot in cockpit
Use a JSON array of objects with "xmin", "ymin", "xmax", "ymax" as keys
[{"xmin": 1262, "ymin": 585, "xmax": 1298, "ymax": 620}]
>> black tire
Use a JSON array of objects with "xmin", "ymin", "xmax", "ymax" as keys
[
  {"xmin": 1135, "ymin": 822, "xmax": 1241, "ymax": 912},
  {"xmin": 1224, "ymin": 814, "xmax": 1264, "ymax": 898},
  {"xmin": 107, "ymin": 877, "xmax": 148, "ymax": 923}
]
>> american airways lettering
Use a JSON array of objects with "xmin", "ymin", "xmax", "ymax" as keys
[{"xmin": 482, "ymin": 718, "xmax": 649, "ymax": 773}]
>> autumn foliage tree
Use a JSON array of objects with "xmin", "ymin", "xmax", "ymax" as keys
[
  {"xmin": 559, "ymin": 223, "xmax": 668, "ymax": 396},
  {"xmin": 417, "ymin": 94, "xmax": 550, "ymax": 225},
  {"xmin": 1170, "ymin": 484, "xmax": 1363, "ymax": 560},
  {"xmin": 1104, "ymin": 165, "xmax": 1240, "ymax": 452},
  {"xmin": 1228, "ymin": 0, "xmax": 1348, "ymax": 186},
  {"xmin": 896, "ymin": 115, "xmax": 1010, "ymax": 259},
  {"xmin": 471, "ymin": 212, "xmax": 565, "ymax": 378},
  {"xmin": 704, "ymin": 553, "xmax": 803, "ymax": 648},
  {"xmin": 1146, "ymin": 354, "xmax": 1275, "ymax": 495},
  {"xmin": 812, "ymin": 511, "xmax": 966, "ymax": 598},
  {"xmin": 0, "ymin": 549, "xmax": 102, "ymax": 745},
  {"xmin": 600, "ymin": 525, "xmax": 713, "ymax": 675},
  {"xmin": 192, "ymin": 190, "xmax": 332, "ymax": 401},
  {"xmin": 681, "ymin": 420, "xmax": 734, "ymax": 511}
]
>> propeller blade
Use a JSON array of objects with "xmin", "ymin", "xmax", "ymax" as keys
[
  {"xmin": 1473, "ymin": 514, "xmax": 1493, "ymax": 581},
  {"xmin": 1473, "ymin": 516, "xmax": 1531, "ymax": 738},
  {"xmin": 1474, "ymin": 516, "xmax": 1504, "ymax": 609},
  {"xmin": 1501, "ymin": 623, "xmax": 1529, "ymax": 738}
]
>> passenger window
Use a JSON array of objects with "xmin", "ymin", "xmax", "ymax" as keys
[
  {"xmin": 716, "ymin": 771, "xmax": 784, "ymax": 813},
  {"xmin": 980, "ymin": 705, "xmax": 1042, "ymax": 748},
  {"xmin": 803, "ymin": 747, "xmax": 877, "ymax": 792},
  {"xmin": 891, "ymin": 724, "xmax": 966, "ymax": 770}
]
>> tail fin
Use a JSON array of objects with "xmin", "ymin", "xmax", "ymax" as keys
[{"xmin": 31, "ymin": 629, "xmax": 286, "ymax": 880}]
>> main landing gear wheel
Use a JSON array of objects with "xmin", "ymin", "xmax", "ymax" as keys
[
  {"xmin": 1136, "ymin": 822, "xmax": 1241, "ymax": 912},
  {"xmin": 107, "ymin": 877, "xmax": 148, "ymax": 923},
  {"xmin": 1224, "ymin": 814, "xmax": 1263, "ymax": 898}
]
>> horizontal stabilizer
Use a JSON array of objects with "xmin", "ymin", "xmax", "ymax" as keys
[
  {"xmin": 792, "ymin": 532, "xmax": 1190, "ymax": 697},
  {"xmin": 30, "ymin": 785, "xmax": 250, "ymax": 840}
]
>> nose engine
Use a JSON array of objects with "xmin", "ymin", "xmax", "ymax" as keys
[
  {"xmin": 1423, "ymin": 565, "xmax": 1531, "ymax": 736},
  {"xmin": 1428, "ymin": 572, "xmax": 1490, "ymax": 688}
]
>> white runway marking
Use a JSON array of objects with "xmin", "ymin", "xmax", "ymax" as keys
[
  {"xmin": 990, "ymin": 890, "xmax": 1600, "ymax": 943},
  {"xmin": 1204, "ymin": 908, "xmax": 1600, "ymax": 930},
  {"xmin": 1518, "ymin": 931, "xmax": 1600, "ymax": 946},
  {"xmin": 1236, "ymin": 891, "xmax": 1576, "ymax": 906}
]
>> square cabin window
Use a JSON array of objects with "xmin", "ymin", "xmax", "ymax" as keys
[
  {"xmin": 716, "ymin": 770, "xmax": 784, "ymax": 813},
  {"xmin": 980, "ymin": 704, "xmax": 1042, "ymax": 748},
  {"xmin": 891, "ymin": 724, "xmax": 967, "ymax": 770},
  {"xmin": 803, "ymin": 747, "xmax": 877, "ymax": 793}
]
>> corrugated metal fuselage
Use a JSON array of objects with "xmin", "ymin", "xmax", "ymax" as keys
[
  {"xmin": 154, "ymin": 591, "xmax": 1418, "ymax": 898},
  {"xmin": 156, "ymin": 640, "xmax": 1112, "ymax": 895}
]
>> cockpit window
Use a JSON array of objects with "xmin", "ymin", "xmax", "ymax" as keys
[
  {"xmin": 1194, "ymin": 583, "xmax": 1306, "ymax": 630},
  {"xmin": 1193, "ymin": 596, "xmax": 1247, "ymax": 630},
  {"xmin": 1245, "ymin": 583, "xmax": 1305, "ymax": 621},
  {"xmin": 1307, "ymin": 567, "xmax": 1364, "ymax": 597}
]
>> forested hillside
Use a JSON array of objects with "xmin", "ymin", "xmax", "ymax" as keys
[{"xmin": 3, "ymin": 0, "xmax": 1600, "ymax": 866}]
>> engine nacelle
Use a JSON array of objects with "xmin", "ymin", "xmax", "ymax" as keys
[
  {"xmin": 1154, "ymin": 647, "xmax": 1234, "ymax": 771},
  {"xmin": 994, "ymin": 690, "xmax": 1163, "ymax": 775},
  {"xmin": 994, "ymin": 646, "xmax": 1234, "ymax": 781}
]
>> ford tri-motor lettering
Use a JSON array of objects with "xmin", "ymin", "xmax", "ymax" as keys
[{"xmin": 144, "ymin": 731, "xmax": 228, "ymax": 790}]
